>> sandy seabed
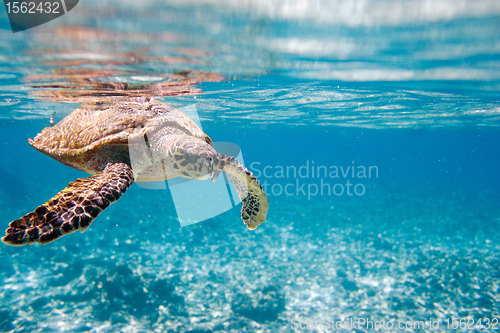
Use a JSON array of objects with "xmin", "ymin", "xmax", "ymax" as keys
[{"xmin": 0, "ymin": 184, "xmax": 499, "ymax": 333}]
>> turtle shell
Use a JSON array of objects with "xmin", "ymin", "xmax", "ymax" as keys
[{"xmin": 29, "ymin": 100, "xmax": 210, "ymax": 174}]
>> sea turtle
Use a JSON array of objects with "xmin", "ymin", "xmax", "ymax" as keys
[{"xmin": 2, "ymin": 100, "xmax": 269, "ymax": 246}]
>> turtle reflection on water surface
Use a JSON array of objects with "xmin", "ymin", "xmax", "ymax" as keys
[{"xmin": 2, "ymin": 100, "xmax": 269, "ymax": 246}]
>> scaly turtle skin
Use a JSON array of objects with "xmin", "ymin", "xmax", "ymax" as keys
[{"xmin": 2, "ymin": 100, "xmax": 269, "ymax": 246}]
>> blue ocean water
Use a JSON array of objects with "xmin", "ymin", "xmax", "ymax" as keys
[{"xmin": 0, "ymin": 1, "xmax": 499, "ymax": 332}]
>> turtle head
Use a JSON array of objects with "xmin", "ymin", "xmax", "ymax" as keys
[
  {"xmin": 172, "ymin": 139, "xmax": 216, "ymax": 180},
  {"xmin": 184, "ymin": 149, "xmax": 214, "ymax": 180}
]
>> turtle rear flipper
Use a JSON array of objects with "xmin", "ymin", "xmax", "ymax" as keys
[
  {"xmin": 2, "ymin": 163, "xmax": 133, "ymax": 246},
  {"xmin": 215, "ymin": 154, "xmax": 269, "ymax": 230}
]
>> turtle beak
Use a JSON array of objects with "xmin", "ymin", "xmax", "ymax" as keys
[
  {"xmin": 211, "ymin": 170, "xmax": 221, "ymax": 183},
  {"xmin": 210, "ymin": 153, "xmax": 221, "ymax": 182}
]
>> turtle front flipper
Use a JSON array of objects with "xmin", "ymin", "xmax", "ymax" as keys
[
  {"xmin": 2, "ymin": 163, "xmax": 134, "ymax": 246},
  {"xmin": 214, "ymin": 154, "xmax": 269, "ymax": 230}
]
